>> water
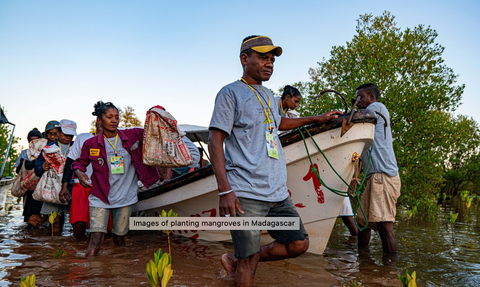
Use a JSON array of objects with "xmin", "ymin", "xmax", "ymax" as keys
[{"xmin": 1, "ymin": 190, "xmax": 480, "ymax": 286}]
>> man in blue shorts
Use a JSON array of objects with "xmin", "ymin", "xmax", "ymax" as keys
[{"xmin": 208, "ymin": 35, "xmax": 342, "ymax": 286}]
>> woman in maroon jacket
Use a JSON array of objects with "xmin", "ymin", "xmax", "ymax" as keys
[{"xmin": 73, "ymin": 101, "xmax": 160, "ymax": 256}]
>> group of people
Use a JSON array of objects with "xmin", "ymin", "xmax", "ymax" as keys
[
  {"xmin": 208, "ymin": 35, "xmax": 401, "ymax": 287},
  {"xmin": 14, "ymin": 102, "xmax": 206, "ymax": 256},
  {"xmin": 13, "ymin": 34, "xmax": 401, "ymax": 287}
]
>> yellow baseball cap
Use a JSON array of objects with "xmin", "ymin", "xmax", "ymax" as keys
[{"xmin": 240, "ymin": 36, "xmax": 282, "ymax": 56}]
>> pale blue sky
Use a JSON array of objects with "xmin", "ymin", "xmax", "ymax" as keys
[{"xmin": 1, "ymin": 1, "xmax": 479, "ymax": 146}]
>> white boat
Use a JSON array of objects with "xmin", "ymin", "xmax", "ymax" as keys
[{"xmin": 133, "ymin": 110, "xmax": 376, "ymax": 255}]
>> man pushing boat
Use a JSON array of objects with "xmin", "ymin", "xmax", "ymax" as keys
[
  {"xmin": 355, "ymin": 83, "xmax": 401, "ymax": 254},
  {"xmin": 208, "ymin": 35, "xmax": 342, "ymax": 287}
]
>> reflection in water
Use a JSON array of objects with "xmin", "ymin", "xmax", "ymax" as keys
[
  {"xmin": 324, "ymin": 200, "xmax": 480, "ymax": 287},
  {"xmin": 2, "ymin": 191, "xmax": 480, "ymax": 286}
]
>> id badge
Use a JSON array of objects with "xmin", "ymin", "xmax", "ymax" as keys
[
  {"xmin": 110, "ymin": 156, "xmax": 124, "ymax": 174},
  {"xmin": 265, "ymin": 132, "xmax": 279, "ymax": 159}
]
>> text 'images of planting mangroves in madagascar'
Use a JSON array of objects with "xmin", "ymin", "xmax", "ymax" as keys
[{"xmin": 130, "ymin": 217, "xmax": 300, "ymax": 230}]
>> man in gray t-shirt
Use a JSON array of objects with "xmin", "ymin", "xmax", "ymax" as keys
[
  {"xmin": 208, "ymin": 35, "xmax": 342, "ymax": 286},
  {"xmin": 355, "ymin": 83, "xmax": 401, "ymax": 254}
]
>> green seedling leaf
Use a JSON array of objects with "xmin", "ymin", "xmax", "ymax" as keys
[
  {"xmin": 146, "ymin": 260, "xmax": 158, "ymax": 287},
  {"xmin": 20, "ymin": 274, "xmax": 36, "ymax": 287},
  {"xmin": 161, "ymin": 264, "xmax": 173, "ymax": 287},
  {"xmin": 157, "ymin": 253, "xmax": 169, "ymax": 279},
  {"xmin": 48, "ymin": 211, "xmax": 57, "ymax": 225},
  {"xmin": 52, "ymin": 248, "xmax": 66, "ymax": 258},
  {"xmin": 154, "ymin": 249, "xmax": 163, "ymax": 265},
  {"xmin": 466, "ymin": 197, "xmax": 473, "ymax": 209}
]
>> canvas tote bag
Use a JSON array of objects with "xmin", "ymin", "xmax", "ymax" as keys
[
  {"xmin": 143, "ymin": 106, "xmax": 194, "ymax": 167},
  {"xmin": 33, "ymin": 144, "xmax": 67, "ymax": 205}
]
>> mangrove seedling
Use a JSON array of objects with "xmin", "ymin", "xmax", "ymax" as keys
[
  {"xmin": 460, "ymin": 190, "xmax": 469, "ymax": 202},
  {"xmin": 398, "ymin": 270, "xmax": 417, "ymax": 287},
  {"xmin": 146, "ymin": 248, "xmax": 173, "ymax": 287},
  {"xmin": 52, "ymin": 248, "xmax": 66, "ymax": 258},
  {"xmin": 406, "ymin": 206, "xmax": 417, "ymax": 228},
  {"xmin": 20, "ymin": 274, "xmax": 36, "ymax": 287},
  {"xmin": 466, "ymin": 197, "xmax": 473, "ymax": 210},
  {"xmin": 159, "ymin": 209, "xmax": 178, "ymax": 256},
  {"xmin": 460, "ymin": 190, "xmax": 469, "ymax": 213},
  {"xmin": 406, "ymin": 210, "xmax": 413, "ymax": 228},
  {"xmin": 48, "ymin": 211, "xmax": 57, "ymax": 236},
  {"xmin": 340, "ymin": 279, "xmax": 361, "ymax": 287},
  {"xmin": 447, "ymin": 212, "xmax": 459, "ymax": 241}
]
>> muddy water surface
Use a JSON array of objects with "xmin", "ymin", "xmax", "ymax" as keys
[{"xmin": 1, "ymin": 190, "xmax": 480, "ymax": 286}]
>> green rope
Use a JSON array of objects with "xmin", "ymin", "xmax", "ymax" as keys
[{"xmin": 297, "ymin": 126, "xmax": 373, "ymax": 231}]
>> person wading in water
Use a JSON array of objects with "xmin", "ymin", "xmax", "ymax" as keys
[
  {"xmin": 209, "ymin": 35, "xmax": 342, "ymax": 287},
  {"xmin": 73, "ymin": 101, "xmax": 160, "ymax": 256}
]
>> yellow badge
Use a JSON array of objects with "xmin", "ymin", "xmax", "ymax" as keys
[{"xmin": 90, "ymin": 149, "xmax": 100, "ymax": 156}]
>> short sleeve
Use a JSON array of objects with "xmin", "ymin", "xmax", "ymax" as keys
[
  {"xmin": 68, "ymin": 136, "xmax": 83, "ymax": 161},
  {"xmin": 183, "ymin": 136, "xmax": 200, "ymax": 168},
  {"xmin": 368, "ymin": 102, "xmax": 389, "ymax": 126},
  {"xmin": 209, "ymin": 88, "xmax": 236, "ymax": 136},
  {"xmin": 72, "ymin": 139, "xmax": 92, "ymax": 172}
]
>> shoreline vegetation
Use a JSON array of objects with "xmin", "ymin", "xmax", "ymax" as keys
[{"xmin": 291, "ymin": 12, "xmax": 480, "ymax": 219}]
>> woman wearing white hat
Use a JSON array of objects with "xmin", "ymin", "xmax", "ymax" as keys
[{"xmin": 35, "ymin": 119, "xmax": 77, "ymax": 234}]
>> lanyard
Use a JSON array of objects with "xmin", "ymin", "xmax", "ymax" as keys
[
  {"xmin": 103, "ymin": 134, "xmax": 119, "ymax": 156},
  {"xmin": 240, "ymin": 78, "xmax": 274, "ymax": 132},
  {"xmin": 280, "ymin": 100, "xmax": 287, "ymax": 115},
  {"xmin": 59, "ymin": 143, "xmax": 70, "ymax": 157}
]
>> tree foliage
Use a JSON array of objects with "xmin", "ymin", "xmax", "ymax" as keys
[
  {"xmin": 295, "ymin": 11, "xmax": 477, "ymax": 207},
  {"xmin": 0, "ymin": 110, "xmax": 20, "ymax": 178},
  {"xmin": 120, "ymin": 106, "xmax": 142, "ymax": 128},
  {"xmin": 442, "ymin": 115, "xmax": 480, "ymax": 196}
]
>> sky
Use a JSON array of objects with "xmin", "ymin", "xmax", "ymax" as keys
[{"xmin": 1, "ymin": 1, "xmax": 479, "ymax": 148}]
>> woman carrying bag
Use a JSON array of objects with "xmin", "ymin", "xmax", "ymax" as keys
[{"xmin": 73, "ymin": 101, "xmax": 160, "ymax": 256}]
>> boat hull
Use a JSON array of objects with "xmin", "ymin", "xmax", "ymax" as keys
[{"xmin": 133, "ymin": 122, "xmax": 375, "ymax": 255}]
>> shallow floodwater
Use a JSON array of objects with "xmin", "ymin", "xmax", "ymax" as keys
[{"xmin": 1, "ymin": 190, "xmax": 480, "ymax": 286}]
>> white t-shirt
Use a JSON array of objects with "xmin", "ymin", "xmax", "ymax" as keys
[{"xmin": 68, "ymin": 132, "xmax": 94, "ymax": 183}]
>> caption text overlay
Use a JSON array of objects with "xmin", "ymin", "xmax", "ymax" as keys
[{"xmin": 130, "ymin": 217, "xmax": 300, "ymax": 230}]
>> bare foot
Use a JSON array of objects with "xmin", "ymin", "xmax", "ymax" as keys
[
  {"xmin": 86, "ymin": 232, "xmax": 105, "ymax": 256},
  {"xmin": 221, "ymin": 253, "xmax": 237, "ymax": 275}
]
